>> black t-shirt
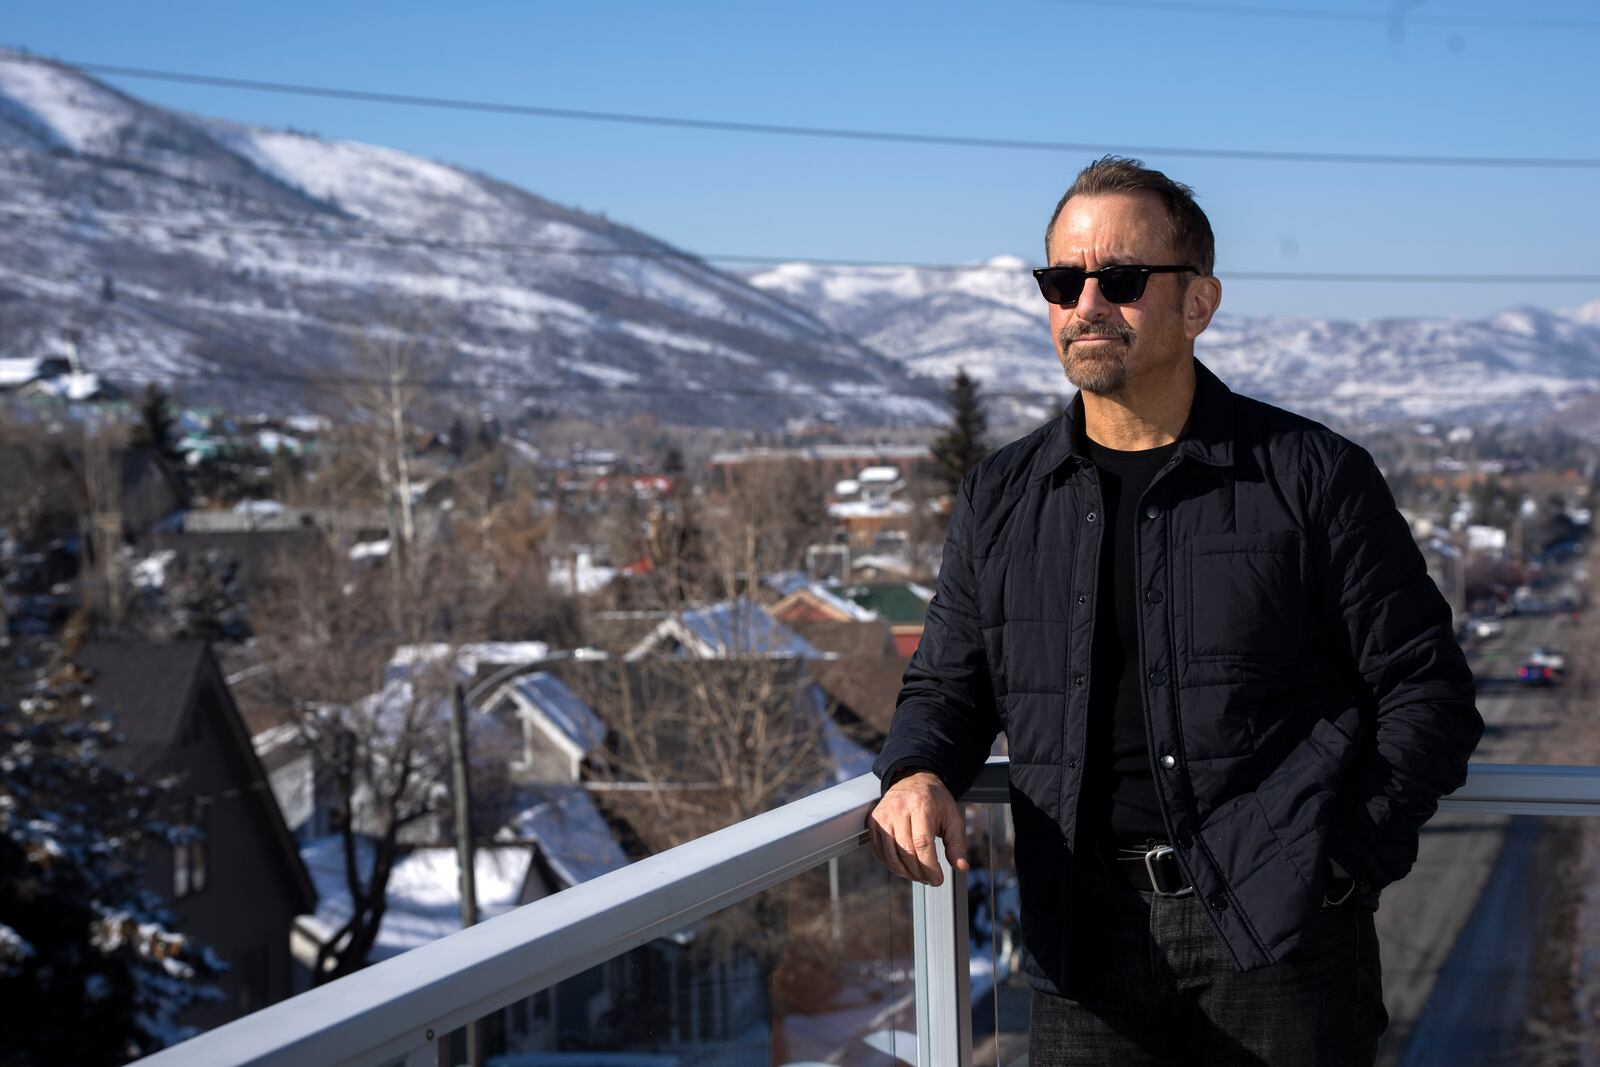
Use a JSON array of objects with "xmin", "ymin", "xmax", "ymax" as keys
[{"xmin": 1078, "ymin": 437, "xmax": 1180, "ymax": 847}]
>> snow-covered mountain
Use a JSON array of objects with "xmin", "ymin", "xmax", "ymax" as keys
[
  {"xmin": 0, "ymin": 52, "xmax": 943, "ymax": 428},
  {"xmin": 746, "ymin": 261, "xmax": 1600, "ymax": 429}
]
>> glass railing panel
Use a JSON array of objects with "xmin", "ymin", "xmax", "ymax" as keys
[
  {"xmin": 430, "ymin": 842, "xmax": 916, "ymax": 1067},
  {"xmin": 1378, "ymin": 813, "xmax": 1589, "ymax": 1067},
  {"xmin": 1456, "ymin": 596, "xmax": 1588, "ymax": 766},
  {"xmin": 970, "ymin": 802, "xmax": 1027, "ymax": 1067}
]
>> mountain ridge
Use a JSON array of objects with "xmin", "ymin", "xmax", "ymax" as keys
[{"xmin": 0, "ymin": 51, "xmax": 943, "ymax": 429}]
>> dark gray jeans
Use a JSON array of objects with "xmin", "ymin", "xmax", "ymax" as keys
[{"xmin": 1029, "ymin": 868, "xmax": 1389, "ymax": 1066}]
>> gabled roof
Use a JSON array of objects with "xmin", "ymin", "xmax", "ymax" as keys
[
  {"xmin": 842, "ymin": 582, "xmax": 932, "ymax": 626},
  {"xmin": 79, "ymin": 640, "xmax": 317, "ymax": 914},
  {"xmin": 499, "ymin": 785, "xmax": 630, "ymax": 888},
  {"xmin": 77, "ymin": 640, "xmax": 209, "ymax": 776},
  {"xmin": 762, "ymin": 570, "xmax": 810, "ymax": 597},
  {"xmin": 626, "ymin": 598, "xmax": 822, "ymax": 660},
  {"xmin": 771, "ymin": 583, "xmax": 881, "ymax": 624},
  {"xmin": 508, "ymin": 672, "xmax": 606, "ymax": 753}
]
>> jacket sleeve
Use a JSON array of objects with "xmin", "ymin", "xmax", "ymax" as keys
[
  {"xmin": 872, "ymin": 467, "xmax": 1002, "ymax": 800},
  {"xmin": 1313, "ymin": 442, "xmax": 1484, "ymax": 890}
]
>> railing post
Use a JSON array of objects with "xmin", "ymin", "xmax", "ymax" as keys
[{"xmin": 912, "ymin": 836, "xmax": 972, "ymax": 1067}]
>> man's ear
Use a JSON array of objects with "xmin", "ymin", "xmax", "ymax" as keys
[{"xmin": 1184, "ymin": 275, "xmax": 1222, "ymax": 340}]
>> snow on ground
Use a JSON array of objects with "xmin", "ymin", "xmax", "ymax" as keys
[
  {"xmin": 216, "ymin": 126, "xmax": 508, "ymax": 234},
  {"xmin": 129, "ymin": 549, "xmax": 176, "ymax": 592},
  {"xmin": 0, "ymin": 54, "xmax": 134, "ymax": 152},
  {"xmin": 297, "ymin": 836, "xmax": 531, "ymax": 959}
]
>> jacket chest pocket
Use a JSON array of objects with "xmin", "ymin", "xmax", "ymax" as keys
[{"xmin": 1188, "ymin": 530, "xmax": 1311, "ymax": 661}]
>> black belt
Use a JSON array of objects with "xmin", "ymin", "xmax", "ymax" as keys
[
  {"xmin": 1085, "ymin": 838, "xmax": 1361, "ymax": 907},
  {"xmin": 1088, "ymin": 839, "xmax": 1193, "ymax": 896}
]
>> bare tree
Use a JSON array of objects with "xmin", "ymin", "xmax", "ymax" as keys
[{"xmin": 245, "ymin": 312, "xmax": 534, "ymax": 982}]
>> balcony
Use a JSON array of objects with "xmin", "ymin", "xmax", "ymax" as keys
[{"xmin": 131, "ymin": 759, "xmax": 1600, "ymax": 1067}]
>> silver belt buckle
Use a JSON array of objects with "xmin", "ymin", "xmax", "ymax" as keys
[{"xmin": 1144, "ymin": 844, "xmax": 1194, "ymax": 897}]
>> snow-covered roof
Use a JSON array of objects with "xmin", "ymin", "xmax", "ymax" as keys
[
  {"xmin": 348, "ymin": 539, "xmax": 391, "ymax": 562},
  {"xmin": 499, "ymin": 786, "xmax": 630, "ymax": 889},
  {"xmin": 509, "ymin": 672, "xmax": 606, "ymax": 753},
  {"xmin": 762, "ymin": 570, "xmax": 810, "ymax": 597},
  {"xmin": 298, "ymin": 837, "xmax": 532, "ymax": 960},
  {"xmin": 385, "ymin": 641, "xmax": 553, "ymax": 683},
  {"xmin": 22, "ymin": 370, "xmax": 100, "ymax": 400},
  {"xmin": 800, "ymin": 684, "xmax": 876, "ymax": 785},
  {"xmin": 0, "ymin": 357, "xmax": 42, "ymax": 386},
  {"xmin": 678, "ymin": 600, "xmax": 821, "ymax": 659},
  {"xmin": 858, "ymin": 466, "xmax": 901, "ymax": 483},
  {"xmin": 828, "ymin": 499, "xmax": 913, "ymax": 519},
  {"xmin": 547, "ymin": 551, "xmax": 617, "ymax": 595}
]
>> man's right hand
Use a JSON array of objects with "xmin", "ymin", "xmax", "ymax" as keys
[{"xmin": 867, "ymin": 770, "xmax": 969, "ymax": 886}]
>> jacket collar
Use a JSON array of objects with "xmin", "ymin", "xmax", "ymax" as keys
[{"xmin": 1032, "ymin": 356, "xmax": 1236, "ymax": 483}]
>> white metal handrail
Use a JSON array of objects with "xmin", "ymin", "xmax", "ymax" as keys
[{"xmin": 131, "ymin": 760, "xmax": 1600, "ymax": 1067}]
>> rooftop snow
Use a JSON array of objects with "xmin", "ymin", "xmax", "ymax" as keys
[
  {"xmin": 500, "ymin": 785, "xmax": 630, "ymax": 888},
  {"xmin": 509, "ymin": 672, "xmax": 606, "ymax": 753},
  {"xmin": 678, "ymin": 599, "xmax": 822, "ymax": 659}
]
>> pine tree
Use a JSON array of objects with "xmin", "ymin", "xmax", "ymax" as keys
[
  {"xmin": 128, "ymin": 384, "xmax": 183, "ymax": 468},
  {"xmin": 0, "ymin": 640, "xmax": 221, "ymax": 1064},
  {"xmin": 929, "ymin": 368, "xmax": 991, "ymax": 498}
]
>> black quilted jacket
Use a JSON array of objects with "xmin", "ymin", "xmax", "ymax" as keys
[{"xmin": 873, "ymin": 357, "xmax": 1482, "ymax": 996}]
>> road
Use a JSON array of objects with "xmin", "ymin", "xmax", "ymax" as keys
[{"xmin": 1376, "ymin": 610, "xmax": 1576, "ymax": 1067}]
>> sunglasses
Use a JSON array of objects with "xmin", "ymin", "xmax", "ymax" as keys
[{"xmin": 1032, "ymin": 264, "xmax": 1198, "ymax": 307}]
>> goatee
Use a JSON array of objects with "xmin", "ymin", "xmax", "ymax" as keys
[{"xmin": 1058, "ymin": 322, "xmax": 1135, "ymax": 394}]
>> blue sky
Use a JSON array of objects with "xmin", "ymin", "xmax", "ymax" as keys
[{"xmin": 7, "ymin": 0, "xmax": 1599, "ymax": 319}]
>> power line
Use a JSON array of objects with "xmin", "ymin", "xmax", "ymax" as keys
[
  {"xmin": 1036, "ymin": 0, "xmax": 1600, "ymax": 31},
  {"xmin": 3, "ymin": 51, "xmax": 1598, "ymax": 171},
  {"xmin": 8, "ymin": 204, "xmax": 1600, "ymax": 284}
]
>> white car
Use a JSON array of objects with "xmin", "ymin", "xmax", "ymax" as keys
[
  {"xmin": 1470, "ymin": 618, "xmax": 1504, "ymax": 640},
  {"xmin": 1529, "ymin": 646, "xmax": 1567, "ymax": 673}
]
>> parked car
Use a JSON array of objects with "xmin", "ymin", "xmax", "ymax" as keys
[
  {"xmin": 1469, "ymin": 617, "xmax": 1504, "ymax": 640},
  {"xmin": 1518, "ymin": 662, "xmax": 1560, "ymax": 688},
  {"xmin": 1529, "ymin": 646, "xmax": 1567, "ymax": 674}
]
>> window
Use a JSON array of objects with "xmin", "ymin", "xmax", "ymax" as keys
[{"xmin": 172, "ymin": 798, "xmax": 210, "ymax": 899}]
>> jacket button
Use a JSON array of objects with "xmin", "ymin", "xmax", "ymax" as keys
[
  {"xmin": 1209, "ymin": 893, "xmax": 1229, "ymax": 911},
  {"xmin": 1144, "ymin": 589, "xmax": 1163, "ymax": 603},
  {"xmin": 1148, "ymin": 669, "xmax": 1167, "ymax": 685},
  {"xmin": 1066, "ymin": 758, "xmax": 1078, "ymax": 769},
  {"xmin": 1176, "ymin": 833, "xmax": 1194, "ymax": 849},
  {"xmin": 1159, "ymin": 754, "xmax": 1176, "ymax": 769},
  {"xmin": 1076, "ymin": 593, "xmax": 1087, "ymax": 605},
  {"xmin": 1086, "ymin": 511, "xmax": 1098, "ymax": 523},
  {"xmin": 1073, "ymin": 673, "xmax": 1086, "ymax": 686},
  {"xmin": 1144, "ymin": 504, "xmax": 1159, "ymax": 519}
]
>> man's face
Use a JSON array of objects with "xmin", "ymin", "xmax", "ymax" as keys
[{"xmin": 1044, "ymin": 191, "xmax": 1211, "ymax": 396}]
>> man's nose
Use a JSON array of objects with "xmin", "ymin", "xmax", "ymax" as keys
[{"xmin": 1074, "ymin": 276, "xmax": 1115, "ymax": 321}]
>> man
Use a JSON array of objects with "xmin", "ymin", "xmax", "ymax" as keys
[{"xmin": 867, "ymin": 157, "xmax": 1482, "ymax": 1065}]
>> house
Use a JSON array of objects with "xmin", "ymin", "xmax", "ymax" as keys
[
  {"xmin": 624, "ymin": 599, "xmax": 824, "ymax": 660},
  {"xmin": 840, "ymin": 582, "xmax": 934, "ymax": 657},
  {"xmin": 486, "ymin": 671, "xmax": 608, "ymax": 783},
  {"xmin": 77, "ymin": 640, "xmax": 317, "ymax": 1028},
  {"xmin": 765, "ymin": 575, "xmax": 895, "ymax": 658}
]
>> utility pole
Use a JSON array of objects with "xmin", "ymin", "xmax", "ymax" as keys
[{"xmin": 450, "ymin": 683, "xmax": 482, "ymax": 1067}]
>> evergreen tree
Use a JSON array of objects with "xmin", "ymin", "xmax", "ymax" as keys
[
  {"xmin": 661, "ymin": 445, "xmax": 686, "ymax": 477},
  {"xmin": 929, "ymin": 368, "xmax": 991, "ymax": 498},
  {"xmin": 128, "ymin": 385, "xmax": 183, "ymax": 468},
  {"xmin": 1, "ymin": 639, "xmax": 221, "ymax": 1064}
]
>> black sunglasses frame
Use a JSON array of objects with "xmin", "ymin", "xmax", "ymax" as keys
[{"xmin": 1032, "ymin": 264, "xmax": 1199, "ymax": 307}]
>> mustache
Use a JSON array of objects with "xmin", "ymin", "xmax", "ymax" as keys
[{"xmin": 1059, "ymin": 321, "xmax": 1136, "ymax": 347}]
